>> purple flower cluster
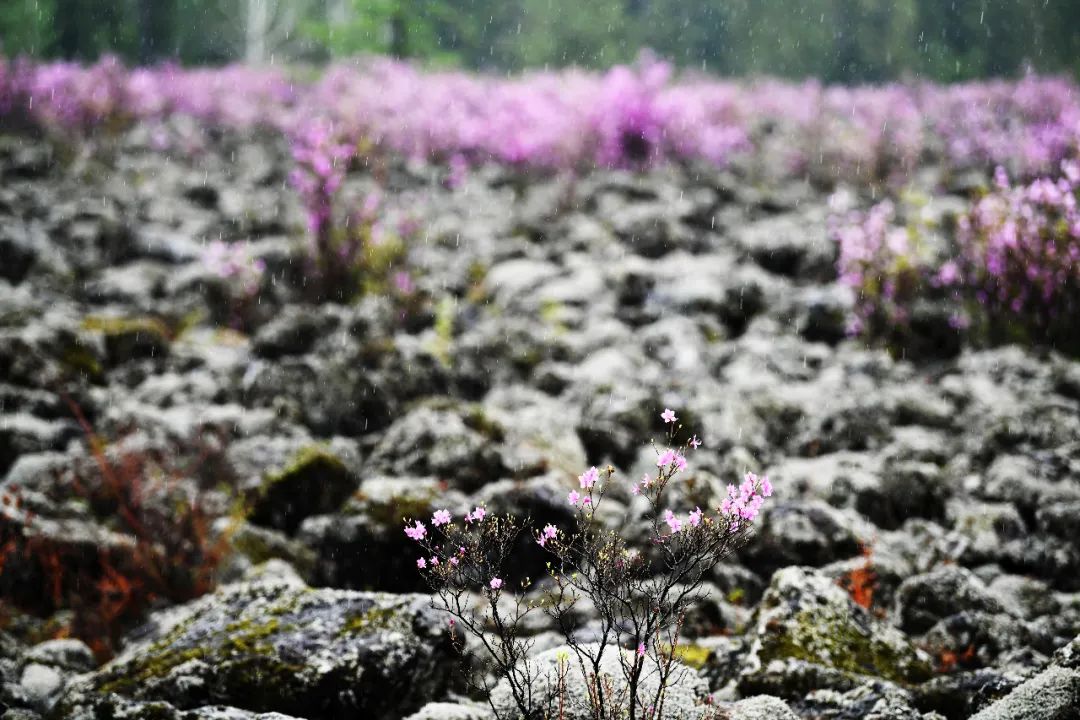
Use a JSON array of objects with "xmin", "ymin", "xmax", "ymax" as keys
[
  {"xmin": 830, "ymin": 198, "xmax": 937, "ymax": 337},
  {"xmin": 957, "ymin": 164, "xmax": 1080, "ymax": 342},
  {"xmin": 5, "ymin": 56, "xmax": 1080, "ymax": 182},
  {"xmin": 832, "ymin": 163, "xmax": 1080, "ymax": 353}
]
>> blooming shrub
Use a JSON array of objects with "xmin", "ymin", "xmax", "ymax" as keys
[
  {"xmin": 955, "ymin": 165, "xmax": 1080, "ymax": 353},
  {"xmin": 830, "ymin": 196, "xmax": 948, "ymax": 345},
  {"xmin": 4, "ymin": 56, "xmax": 1080, "ymax": 183},
  {"xmin": 403, "ymin": 410, "xmax": 772, "ymax": 720},
  {"xmin": 831, "ymin": 164, "xmax": 1080, "ymax": 356},
  {"xmin": 201, "ymin": 240, "xmax": 266, "ymax": 329}
]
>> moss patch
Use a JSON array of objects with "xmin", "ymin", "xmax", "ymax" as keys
[
  {"xmin": 339, "ymin": 604, "xmax": 401, "ymax": 637},
  {"xmin": 758, "ymin": 606, "xmax": 933, "ymax": 685},
  {"xmin": 672, "ymin": 644, "xmax": 711, "ymax": 670},
  {"xmin": 249, "ymin": 444, "xmax": 356, "ymax": 534}
]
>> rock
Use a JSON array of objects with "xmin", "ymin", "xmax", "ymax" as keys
[
  {"xmin": 914, "ymin": 668, "xmax": 1027, "ymax": 718},
  {"xmin": 0, "ymin": 224, "xmax": 38, "ymax": 284},
  {"xmin": 733, "ymin": 212, "xmax": 835, "ymax": 280},
  {"xmin": 228, "ymin": 436, "xmax": 361, "ymax": 535},
  {"xmin": 726, "ymin": 694, "xmax": 799, "ymax": 719},
  {"xmin": 739, "ymin": 501, "xmax": 869, "ymax": 577},
  {"xmin": 366, "ymin": 405, "xmax": 507, "ymax": 492},
  {"xmin": 58, "ymin": 581, "xmax": 457, "ymax": 720},
  {"xmin": 81, "ymin": 315, "xmax": 170, "ymax": 367},
  {"xmin": 490, "ymin": 643, "xmax": 709, "ymax": 720},
  {"xmin": 854, "ymin": 461, "xmax": 950, "ymax": 531},
  {"xmin": 740, "ymin": 567, "xmax": 933, "ymax": 698},
  {"xmin": 22, "ymin": 639, "xmax": 96, "ymax": 673},
  {"xmin": 795, "ymin": 286, "xmax": 854, "ymax": 345},
  {"xmin": 252, "ymin": 306, "xmax": 332, "ymax": 359},
  {"xmin": 297, "ymin": 476, "xmax": 459, "ymax": 593},
  {"xmin": 403, "ymin": 702, "xmax": 493, "ymax": 720},
  {"xmin": 19, "ymin": 663, "xmax": 63, "ymax": 705},
  {"xmin": 968, "ymin": 665, "xmax": 1080, "ymax": 720},
  {"xmin": 893, "ymin": 566, "xmax": 1007, "ymax": 635}
]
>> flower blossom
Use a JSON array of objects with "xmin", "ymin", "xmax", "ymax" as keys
[
  {"xmin": 432, "ymin": 509, "xmax": 452, "ymax": 526},
  {"xmin": 404, "ymin": 521, "xmax": 427, "ymax": 541},
  {"xmin": 661, "ymin": 408, "xmax": 678, "ymax": 424},
  {"xmin": 688, "ymin": 507, "xmax": 703, "ymax": 527},
  {"xmin": 579, "ymin": 466, "xmax": 600, "ymax": 489},
  {"xmin": 490, "ymin": 578, "xmax": 503, "ymax": 590},
  {"xmin": 657, "ymin": 449, "xmax": 687, "ymax": 472},
  {"xmin": 416, "ymin": 557, "xmax": 427, "ymax": 569},
  {"xmin": 663, "ymin": 509, "xmax": 683, "ymax": 533},
  {"xmin": 568, "ymin": 490, "xmax": 581, "ymax": 506},
  {"xmin": 637, "ymin": 642, "xmax": 646, "ymax": 657},
  {"xmin": 465, "ymin": 506, "xmax": 487, "ymax": 523}
]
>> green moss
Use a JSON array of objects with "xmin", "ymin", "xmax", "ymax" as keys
[
  {"xmin": 462, "ymin": 405, "xmax": 505, "ymax": 442},
  {"xmin": 429, "ymin": 296, "xmax": 456, "ymax": 367},
  {"xmin": 59, "ymin": 343, "xmax": 104, "ymax": 382},
  {"xmin": 339, "ymin": 604, "xmax": 401, "ymax": 636},
  {"xmin": 82, "ymin": 315, "xmax": 171, "ymax": 340},
  {"xmin": 98, "ymin": 615, "xmax": 300, "ymax": 698},
  {"xmin": 672, "ymin": 644, "xmax": 711, "ymax": 670},
  {"xmin": 264, "ymin": 445, "xmax": 348, "ymax": 490},
  {"xmin": 758, "ymin": 607, "xmax": 933, "ymax": 685},
  {"xmin": 360, "ymin": 492, "xmax": 435, "ymax": 527}
]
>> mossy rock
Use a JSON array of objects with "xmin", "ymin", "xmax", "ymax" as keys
[
  {"xmin": 245, "ymin": 442, "xmax": 359, "ymax": 535},
  {"xmin": 57, "ymin": 581, "xmax": 456, "ymax": 720},
  {"xmin": 82, "ymin": 315, "xmax": 171, "ymax": 366},
  {"xmin": 739, "ymin": 567, "xmax": 933, "ymax": 699}
]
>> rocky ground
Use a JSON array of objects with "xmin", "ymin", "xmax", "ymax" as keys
[{"xmin": 1, "ymin": 128, "xmax": 1079, "ymax": 719}]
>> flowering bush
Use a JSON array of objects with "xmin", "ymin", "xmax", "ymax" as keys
[
  {"xmin": 830, "ymin": 196, "xmax": 949, "ymax": 345},
  {"xmin": 831, "ymin": 163, "xmax": 1080, "ymax": 356},
  {"xmin": 201, "ymin": 240, "xmax": 266, "ymax": 329},
  {"xmin": 403, "ymin": 410, "xmax": 772, "ymax": 720},
  {"xmin": 955, "ymin": 165, "xmax": 1080, "ymax": 352},
  {"xmin": 5, "ymin": 56, "xmax": 1080, "ymax": 183}
]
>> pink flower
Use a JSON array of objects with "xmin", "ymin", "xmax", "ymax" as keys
[
  {"xmin": 760, "ymin": 476, "xmax": 773, "ymax": 497},
  {"xmin": 405, "ymin": 521, "xmax": 427, "ymax": 541},
  {"xmin": 490, "ymin": 577, "xmax": 503, "ymax": 590},
  {"xmin": 417, "ymin": 557, "xmax": 427, "ymax": 569},
  {"xmin": 578, "ymin": 466, "xmax": 600, "ymax": 489},
  {"xmin": 637, "ymin": 642, "xmax": 646, "ymax": 657},
  {"xmin": 568, "ymin": 490, "xmax": 581, "ymax": 506},
  {"xmin": 465, "ymin": 506, "xmax": 487, "ymax": 523},
  {"xmin": 688, "ymin": 507, "xmax": 703, "ymax": 527},
  {"xmin": 661, "ymin": 408, "xmax": 678, "ymax": 424},
  {"xmin": 690, "ymin": 435, "xmax": 702, "ymax": 449},
  {"xmin": 631, "ymin": 484, "xmax": 640, "ymax": 496},
  {"xmin": 658, "ymin": 450, "xmax": 688, "ymax": 472},
  {"xmin": 450, "ymin": 557, "xmax": 459, "ymax": 566},
  {"xmin": 664, "ymin": 509, "xmax": 683, "ymax": 533},
  {"xmin": 430, "ymin": 556, "xmax": 439, "ymax": 566},
  {"xmin": 543, "ymin": 524, "xmax": 558, "ymax": 540},
  {"xmin": 432, "ymin": 509, "xmax": 452, "ymax": 526}
]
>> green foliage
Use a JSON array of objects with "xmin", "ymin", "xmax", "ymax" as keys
[
  {"xmin": 2, "ymin": 0, "xmax": 1080, "ymax": 82},
  {"xmin": 0, "ymin": 0, "xmax": 55, "ymax": 56}
]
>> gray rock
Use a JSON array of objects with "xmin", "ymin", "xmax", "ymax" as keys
[
  {"xmin": 403, "ymin": 702, "xmax": 493, "ymax": 720},
  {"xmin": 58, "ymin": 581, "xmax": 457, "ymax": 720},
  {"xmin": 739, "ymin": 567, "xmax": 933, "ymax": 699},
  {"xmin": 367, "ymin": 405, "xmax": 508, "ymax": 491},
  {"xmin": 969, "ymin": 665, "xmax": 1080, "ymax": 720},
  {"xmin": 228, "ymin": 435, "xmax": 361, "ymax": 534},
  {"xmin": 726, "ymin": 694, "xmax": 799, "ymax": 719},
  {"xmin": 490, "ymin": 643, "xmax": 709, "ymax": 720},
  {"xmin": 22, "ymin": 639, "xmax": 96, "ymax": 673},
  {"xmin": 893, "ymin": 566, "xmax": 1007, "ymax": 635}
]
